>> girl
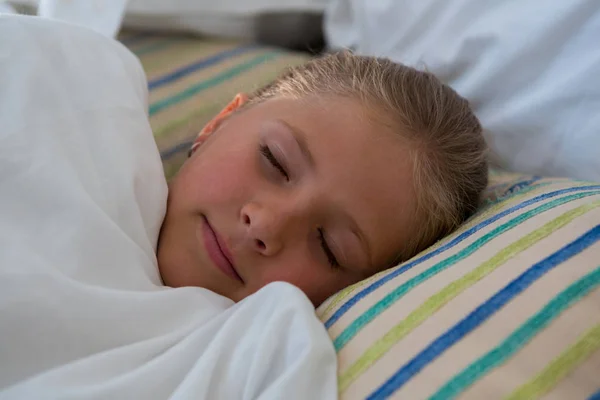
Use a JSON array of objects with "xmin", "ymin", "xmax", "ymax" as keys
[{"xmin": 158, "ymin": 52, "xmax": 489, "ymax": 306}]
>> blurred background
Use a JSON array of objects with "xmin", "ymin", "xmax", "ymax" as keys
[{"xmin": 2, "ymin": 0, "xmax": 328, "ymax": 52}]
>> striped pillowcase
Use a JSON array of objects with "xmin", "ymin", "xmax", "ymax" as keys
[{"xmin": 318, "ymin": 172, "xmax": 600, "ymax": 400}]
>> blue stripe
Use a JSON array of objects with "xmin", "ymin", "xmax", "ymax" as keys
[
  {"xmin": 484, "ymin": 176, "xmax": 537, "ymax": 196},
  {"xmin": 367, "ymin": 225, "xmax": 600, "ymax": 400},
  {"xmin": 148, "ymin": 45, "xmax": 257, "ymax": 91},
  {"xmin": 160, "ymin": 140, "xmax": 194, "ymax": 160},
  {"xmin": 324, "ymin": 185, "xmax": 600, "ymax": 329},
  {"xmin": 502, "ymin": 176, "xmax": 542, "ymax": 197},
  {"xmin": 589, "ymin": 389, "xmax": 600, "ymax": 400}
]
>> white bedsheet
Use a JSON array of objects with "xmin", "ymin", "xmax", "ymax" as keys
[{"xmin": 0, "ymin": 15, "xmax": 337, "ymax": 399}]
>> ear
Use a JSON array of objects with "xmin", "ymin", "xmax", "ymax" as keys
[{"xmin": 189, "ymin": 93, "xmax": 249, "ymax": 156}]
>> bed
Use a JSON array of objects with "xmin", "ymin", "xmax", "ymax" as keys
[{"xmin": 121, "ymin": 28, "xmax": 600, "ymax": 400}]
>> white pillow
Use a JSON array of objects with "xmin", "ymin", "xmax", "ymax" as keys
[{"xmin": 325, "ymin": 0, "xmax": 600, "ymax": 182}]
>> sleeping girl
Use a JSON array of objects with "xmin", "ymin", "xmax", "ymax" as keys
[
  {"xmin": 0, "ymin": 15, "xmax": 487, "ymax": 400},
  {"xmin": 158, "ymin": 51, "xmax": 489, "ymax": 306}
]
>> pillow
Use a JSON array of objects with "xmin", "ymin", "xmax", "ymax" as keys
[
  {"xmin": 325, "ymin": 0, "xmax": 600, "ymax": 182},
  {"xmin": 318, "ymin": 171, "xmax": 600, "ymax": 399}
]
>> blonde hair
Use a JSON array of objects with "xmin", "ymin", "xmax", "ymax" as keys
[{"xmin": 247, "ymin": 51, "xmax": 488, "ymax": 263}]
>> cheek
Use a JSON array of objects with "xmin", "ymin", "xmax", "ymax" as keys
[
  {"xmin": 255, "ymin": 254, "xmax": 353, "ymax": 304},
  {"xmin": 182, "ymin": 148, "xmax": 257, "ymax": 206}
]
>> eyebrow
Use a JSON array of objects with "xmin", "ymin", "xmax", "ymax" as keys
[
  {"xmin": 276, "ymin": 119, "xmax": 373, "ymax": 270},
  {"xmin": 276, "ymin": 119, "xmax": 315, "ymax": 169}
]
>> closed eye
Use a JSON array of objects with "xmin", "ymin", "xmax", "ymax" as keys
[
  {"xmin": 318, "ymin": 228, "xmax": 340, "ymax": 269},
  {"xmin": 260, "ymin": 144, "xmax": 289, "ymax": 181}
]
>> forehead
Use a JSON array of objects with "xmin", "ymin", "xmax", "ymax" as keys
[{"xmin": 247, "ymin": 96, "xmax": 418, "ymax": 268}]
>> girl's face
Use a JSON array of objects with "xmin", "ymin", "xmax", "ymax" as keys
[{"xmin": 157, "ymin": 95, "xmax": 417, "ymax": 306}]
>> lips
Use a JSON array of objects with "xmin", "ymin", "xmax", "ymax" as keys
[{"xmin": 200, "ymin": 216, "xmax": 243, "ymax": 282}]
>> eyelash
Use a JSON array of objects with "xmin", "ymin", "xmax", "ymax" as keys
[
  {"xmin": 318, "ymin": 228, "xmax": 340, "ymax": 269},
  {"xmin": 260, "ymin": 145, "xmax": 289, "ymax": 181}
]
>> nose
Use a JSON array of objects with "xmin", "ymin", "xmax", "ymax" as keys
[{"xmin": 240, "ymin": 201, "xmax": 301, "ymax": 256}]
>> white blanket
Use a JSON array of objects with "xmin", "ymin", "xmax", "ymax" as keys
[{"xmin": 0, "ymin": 15, "xmax": 337, "ymax": 400}]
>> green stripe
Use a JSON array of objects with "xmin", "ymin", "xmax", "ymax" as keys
[
  {"xmin": 152, "ymin": 70, "xmax": 285, "ymax": 139},
  {"xmin": 154, "ymin": 103, "xmax": 223, "ymax": 140},
  {"xmin": 338, "ymin": 194, "xmax": 600, "ymax": 391},
  {"xmin": 505, "ymin": 324, "xmax": 600, "ymax": 400},
  {"xmin": 319, "ymin": 181, "xmax": 555, "ymax": 319},
  {"xmin": 149, "ymin": 52, "xmax": 278, "ymax": 116},
  {"xmin": 431, "ymin": 266, "xmax": 600, "ymax": 400},
  {"xmin": 133, "ymin": 39, "xmax": 172, "ymax": 56}
]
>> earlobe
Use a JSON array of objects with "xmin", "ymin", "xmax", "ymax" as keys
[{"xmin": 189, "ymin": 93, "xmax": 249, "ymax": 156}]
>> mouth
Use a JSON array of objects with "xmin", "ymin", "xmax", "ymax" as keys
[{"xmin": 200, "ymin": 215, "xmax": 243, "ymax": 283}]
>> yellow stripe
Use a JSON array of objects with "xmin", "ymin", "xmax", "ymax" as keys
[{"xmin": 505, "ymin": 324, "xmax": 600, "ymax": 400}]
